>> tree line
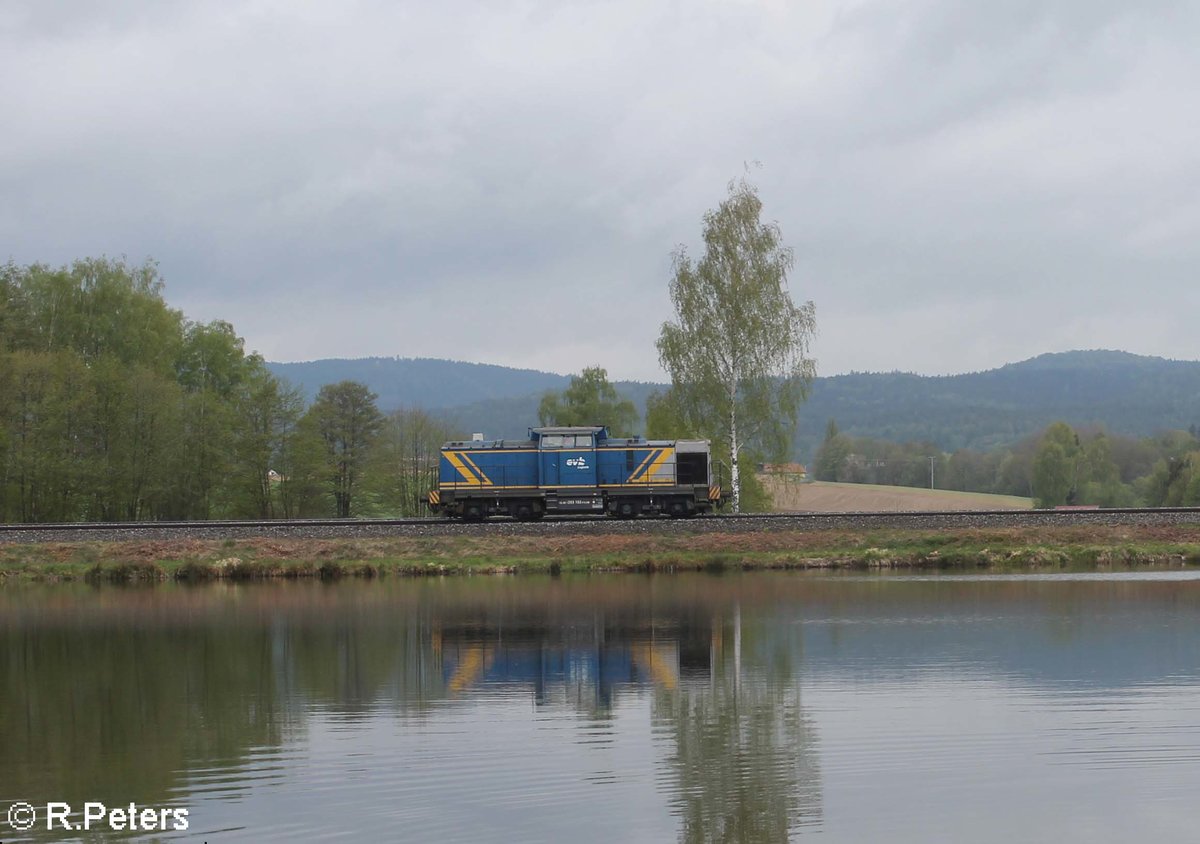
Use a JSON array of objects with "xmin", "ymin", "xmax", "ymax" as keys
[
  {"xmin": 0, "ymin": 258, "xmax": 457, "ymax": 522},
  {"xmin": 813, "ymin": 417, "xmax": 1200, "ymax": 508}
]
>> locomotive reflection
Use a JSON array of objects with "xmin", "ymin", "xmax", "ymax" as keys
[
  {"xmin": 430, "ymin": 605, "xmax": 823, "ymax": 840},
  {"xmin": 434, "ymin": 615, "xmax": 716, "ymax": 705}
]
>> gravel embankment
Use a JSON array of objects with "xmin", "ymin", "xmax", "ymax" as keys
[{"xmin": 4, "ymin": 509, "xmax": 1200, "ymax": 544}]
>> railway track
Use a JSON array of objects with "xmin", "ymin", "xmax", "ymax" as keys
[{"xmin": 3, "ymin": 508, "xmax": 1200, "ymax": 543}]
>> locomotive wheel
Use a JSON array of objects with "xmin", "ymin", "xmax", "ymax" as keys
[
  {"xmin": 463, "ymin": 504, "xmax": 484, "ymax": 522},
  {"xmin": 668, "ymin": 500, "xmax": 688, "ymax": 519},
  {"xmin": 513, "ymin": 503, "xmax": 534, "ymax": 522},
  {"xmin": 618, "ymin": 501, "xmax": 637, "ymax": 519}
]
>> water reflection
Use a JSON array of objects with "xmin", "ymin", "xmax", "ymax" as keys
[
  {"xmin": 2, "ymin": 572, "xmax": 1200, "ymax": 842},
  {"xmin": 433, "ymin": 600, "xmax": 823, "ymax": 842},
  {"xmin": 654, "ymin": 614, "xmax": 822, "ymax": 843}
]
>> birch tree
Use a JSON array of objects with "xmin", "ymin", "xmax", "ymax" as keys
[{"xmin": 656, "ymin": 176, "xmax": 816, "ymax": 512}]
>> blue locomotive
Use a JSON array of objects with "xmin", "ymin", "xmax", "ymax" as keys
[{"xmin": 427, "ymin": 426, "xmax": 723, "ymax": 520}]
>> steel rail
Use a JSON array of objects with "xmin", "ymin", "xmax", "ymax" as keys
[{"xmin": 3, "ymin": 507, "xmax": 1200, "ymax": 535}]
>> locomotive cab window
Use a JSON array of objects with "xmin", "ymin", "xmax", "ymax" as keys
[
  {"xmin": 677, "ymin": 452, "xmax": 708, "ymax": 484},
  {"xmin": 571, "ymin": 435, "xmax": 594, "ymax": 448},
  {"xmin": 540, "ymin": 435, "xmax": 565, "ymax": 449}
]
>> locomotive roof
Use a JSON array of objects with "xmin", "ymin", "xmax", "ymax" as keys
[{"xmin": 530, "ymin": 426, "xmax": 609, "ymax": 436}]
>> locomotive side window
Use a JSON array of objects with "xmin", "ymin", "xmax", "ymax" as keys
[{"xmin": 540, "ymin": 434, "xmax": 595, "ymax": 448}]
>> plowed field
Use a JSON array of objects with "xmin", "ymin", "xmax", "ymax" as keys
[{"xmin": 762, "ymin": 478, "xmax": 1032, "ymax": 512}]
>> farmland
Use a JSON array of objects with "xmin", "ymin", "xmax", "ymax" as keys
[{"xmin": 762, "ymin": 478, "xmax": 1033, "ymax": 512}]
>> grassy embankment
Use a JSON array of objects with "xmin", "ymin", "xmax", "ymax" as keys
[
  {"xmin": 2, "ymin": 484, "xmax": 1194, "ymax": 584},
  {"xmin": 2, "ymin": 523, "xmax": 1199, "ymax": 583}
]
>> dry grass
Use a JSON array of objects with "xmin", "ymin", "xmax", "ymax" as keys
[
  {"xmin": 3, "ymin": 520, "xmax": 1199, "ymax": 581},
  {"xmin": 762, "ymin": 478, "xmax": 1033, "ymax": 512}
]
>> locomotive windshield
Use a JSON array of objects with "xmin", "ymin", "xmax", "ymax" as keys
[{"xmin": 540, "ymin": 435, "xmax": 594, "ymax": 449}]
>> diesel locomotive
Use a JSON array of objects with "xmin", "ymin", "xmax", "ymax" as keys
[{"xmin": 427, "ymin": 426, "xmax": 723, "ymax": 520}]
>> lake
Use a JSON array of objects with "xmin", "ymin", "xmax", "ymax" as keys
[{"xmin": 4, "ymin": 570, "xmax": 1200, "ymax": 842}]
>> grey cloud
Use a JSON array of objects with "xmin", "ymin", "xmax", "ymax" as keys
[{"xmin": 2, "ymin": 0, "xmax": 1198, "ymax": 380}]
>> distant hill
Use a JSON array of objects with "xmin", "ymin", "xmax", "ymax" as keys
[
  {"xmin": 267, "ymin": 357, "xmax": 572, "ymax": 409},
  {"xmin": 267, "ymin": 351, "xmax": 1200, "ymax": 460},
  {"xmin": 799, "ymin": 350, "xmax": 1200, "ymax": 457},
  {"xmin": 434, "ymin": 381, "xmax": 662, "ymax": 441}
]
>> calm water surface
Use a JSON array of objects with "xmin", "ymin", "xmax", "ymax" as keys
[{"xmin": 4, "ymin": 570, "xmax": 1200, "ymax": 842}]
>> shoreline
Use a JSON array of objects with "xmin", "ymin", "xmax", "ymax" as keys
[{"xmin": 2, "ymin": 524, "xmax": 1199, "ymax": 582}]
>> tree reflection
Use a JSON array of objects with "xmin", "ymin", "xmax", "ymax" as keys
[
  {"xmin": 653, "ymin": 610, "xmax": 822, "ymax": 843},
  {"xmin": 0, "ymin": 621, "xmax": 286, "ymax": 808},
  {"xmin": 1, "ymin": 580, "xmax": 823, "ymax": 842}
]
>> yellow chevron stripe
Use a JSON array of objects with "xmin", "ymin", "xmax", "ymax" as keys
[
  {"xmin": 628, "ymin": 449, "xmax": 658, "ymax": 482},
  {"xmin": 445, "ymin": 452, "xmax": 482, "ymax": 486},
  {"xmin": 642, "ymin": 448, "xmax": 674, "ymax": 482},
  {"xmin": 458, "ymin": 452, "xmax": 493, "ymax": 485},
  {"xmin": 448, "ymin": 646, "xmax": 489, "ymax": 694},
  {"xmin": 632, "ymin": 643, "xmax": 678, "ymax": 690}
]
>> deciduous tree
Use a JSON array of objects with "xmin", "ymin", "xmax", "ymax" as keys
[
  {"xmin": 1032, "ymin": 422, "xmax": 1083, "ymax": 507},
  {"xmin": 657, "ymin": 176, "xmax": 816, "ymax": 512},
  {"xmin": 307, "ymin": 381, "xmax": 384, "ymax": 517},
  {"xmin": 538, "ymin": 366, "xmax": 638, "ymax": 436},
  {"xmin": 232, "ymin": 371, "xmax": 306, "ymax": 518},
  {"xmin": 370, "ymin": 408, "xmax": 459, "ymax": 516}
]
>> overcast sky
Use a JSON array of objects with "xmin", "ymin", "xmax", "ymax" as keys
[{"xmin": 3, "ymin": 0, "xmax": 1198, "ymax": 381}]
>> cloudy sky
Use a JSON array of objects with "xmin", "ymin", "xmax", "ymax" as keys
[{"xmin": 3, "ymin": 0, "xmax": 1198, "ymax": 380}]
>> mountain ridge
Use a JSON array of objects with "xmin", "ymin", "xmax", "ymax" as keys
[{"xmin": 265, "ymin": 350, "xmax": 1200, "ymax": 459}]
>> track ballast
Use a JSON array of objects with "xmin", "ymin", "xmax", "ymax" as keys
[{"xmin": 3, "ymin": 508, "xmax": 1200, "ymax": 544}]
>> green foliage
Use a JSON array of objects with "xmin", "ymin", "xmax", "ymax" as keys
[
  {"xmin": 813, "ymin": 419, "xmax": 851, "ymax": 482},
  {"xmin": 730, "ymin": 459, "xmax": 773, "ymax": 512},
  {"xmin": 0, "ymin": 258, "xmax": 298, "ymax": 522},
  {"xmin": 538, "ymin": 366, "xmax": 638, "ymax": 436},
  {"xmin": 230, "ymin": 370, "xmax": 306, "ymax": 518},
  {"xmin": 645, "ymin": 388, "xmax": 699, "ymax": 440},
  {"xmin": 644, "ymin": 388, "xmax": 771, "ymax": 510},
  {"xmin": 812, "ymin": 423, "xmax": 942, "ymax": 487},
  {"xmin": 271, "ymin": 351, "xmax": 1200, "ymax": 461},
  {"xmin": 656, "ymin": 175, "xmax": 816, "ymax": 511},
  {"xmin": 1142, "ymin": 451, "xmax": 1200, "ymax": 507},
  {"xmin": 367, "ymin": 408, "xmax": 461, "ymax": 516},
  {"xmin": 1032, "ymin": 422, "xmax": 1083, "ymax": 507},
  {"xmin": 306, "ymin": 381, "xmax": 384, "ymax": 518},
  {"xmin": 274, "ymin": 414, "xmax": 328, "ymax": 518},
  {"xmin": 802, "ymin": 419, "xmax": 1200, "ymax": 509}
]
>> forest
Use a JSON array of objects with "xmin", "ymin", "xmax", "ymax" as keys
[{"xmin": 0, "ymin": 259, "xmax": 455, "ymax": 522}]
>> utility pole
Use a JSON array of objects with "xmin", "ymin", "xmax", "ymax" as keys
[{"xmin": 928, "ymin": 456, "xmax": 935, "ymax": 490}]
